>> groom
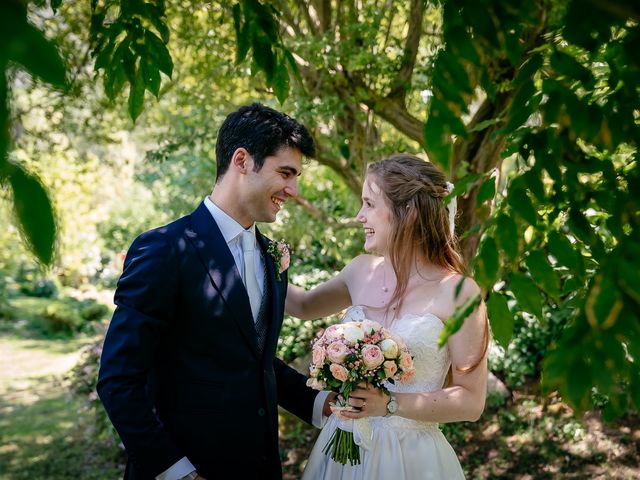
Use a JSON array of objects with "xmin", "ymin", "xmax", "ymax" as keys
[{"xmin": 98, "ymin": 103, "xmax": 329, "ymax": 480}]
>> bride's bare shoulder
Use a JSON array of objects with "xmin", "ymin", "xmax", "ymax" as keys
[
  {"xmin": 342, "ymin": 254, "xmax": 381, "ymax": 278},
  {"xmin": 440, "ymin": 273, "xmax": 481, "ymax": 305}
]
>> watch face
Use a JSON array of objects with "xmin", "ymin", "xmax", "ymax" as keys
[{"xmin": 387, "ymin": 399, "xmax": 398, "ymax": 414}]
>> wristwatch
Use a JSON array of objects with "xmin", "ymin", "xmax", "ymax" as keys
[{"xmin": 385, "ymin": 394, "xmax": 398, "ymax": 417}]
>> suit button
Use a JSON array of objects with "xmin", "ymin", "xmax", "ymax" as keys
[{"xmin": 258, "ymin": 408, "xmax": 266, "ymax": 416}]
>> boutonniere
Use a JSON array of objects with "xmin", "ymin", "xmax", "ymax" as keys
[{"xmin": 267, "ymin": 239, "xmax": 290, "ymax": 280}]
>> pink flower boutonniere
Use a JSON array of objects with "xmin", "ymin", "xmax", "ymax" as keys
[{"xmin": 267, "ymin": 240, "xmax": 290, "ymax": 280}]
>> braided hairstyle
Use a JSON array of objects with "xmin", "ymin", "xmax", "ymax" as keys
[{"xmin": 367, "ymin": 154, "xmax": 465, "ymax": 317}]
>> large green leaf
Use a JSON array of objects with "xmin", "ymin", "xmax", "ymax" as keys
[
  {"xmin": 509, "ymin": 272, "xmax": 543, "ymax": 318},
  {"xmin": 507, "ymin": 187, "xmax": 537, "ymax": 226},
  {"xmin": 495, "ymin": 213, "xmax": 519, "ymax": 261},
  {"xmin": 487, "ymin": 293, "xmax": 513, "ymax": 348},
  {"xmin": 7, "ymin": 163, "xmax": 56, "ymax": 265},
  {"xmin": 271, "ymin": 62, "xmax": 289, "ymax": 104},
  {"xmin": 476, "ymin": 177, "xmax": 496, "ymax": 207},
  {"xmin": 141, "ymin": 59, "xmax": 161, "ymax": 98},
  {"xmin": 525, "ymin": 249, "xmax": 560, "ymax": 299},
  {"xmin": 128, "ymin": 65, "xmax": 145, "ymax": 123},
  {"xmin": 144, "ymin": 30, "xmax": 173, "ymax": 77},
  {"xmin": 474, "ymin": 236, "xmax": 499, "ymax": 291},
  {"xmin": 547, "ymin": 230, "xmax": 579, "ymax": 270}
]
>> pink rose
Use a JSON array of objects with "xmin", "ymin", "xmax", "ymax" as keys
[
  {"xmin": 324, "ymin": 324, "xmax": 342, "ymax": 341},
  {"xmin": 361, "ymin": 344, "xmax": 384, "ymax": 369},
  {"xmin": 312, "ymin": 346, "xmax": 326, "ymax": 366},
  {"xmin": 383, "ymin": 360, "xmax": 398, "ymax": 378},
  {"xmin": 399, "ymin": 351, "xmax": 414, "ymax": 372},
  {"xmin": 329, "ymin": 363, "xmax": 349, "ymax": 382},
  {"xmin": 326, "ymin": 341, "xmax": 348, "ymax": 363},
  {"xmin": 399, "ymin": 370, "xmax": 416, "ymax": 382},
  {"xmin": 278, "ymin": 243, "xmax": 290, "ymax": 273}
]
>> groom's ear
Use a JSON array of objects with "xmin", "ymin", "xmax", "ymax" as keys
[{"xmin": 231, "ymin": 148, "xmax": 252, "ymax": 174}]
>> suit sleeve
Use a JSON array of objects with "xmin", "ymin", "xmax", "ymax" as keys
[
  {"xmin": 272, "ymin": 267, "xmax": 319, "ymax": 424},
  {"xmin": 97, "ymin": 230, "xmax": 184, "ymax": 478},
  {"xmin": 273, "ymin": 358, "xmax": 318, "ymax": 424}
]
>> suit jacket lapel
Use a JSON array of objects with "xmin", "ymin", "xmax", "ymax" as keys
[
  {"xmin": 186, "ymin": 202, "xmax": 260, "ymax": 358},
  {"xmin": 256, "ymin": 229, "xmax": 285, "ymax": 360}
]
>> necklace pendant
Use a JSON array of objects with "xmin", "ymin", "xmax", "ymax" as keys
[{"xmin": 381, "ymin": 286, "xmax": 388, "ymax": 292}]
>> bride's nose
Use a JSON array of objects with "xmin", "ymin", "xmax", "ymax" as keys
[{"xmin": 356, "ymin": 207, "xmax": 366, "ymax": 223}]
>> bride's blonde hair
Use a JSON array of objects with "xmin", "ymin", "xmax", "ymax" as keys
[{"xmin": 367, "ymin": 154, "xmax": 488, "ymax": 375}]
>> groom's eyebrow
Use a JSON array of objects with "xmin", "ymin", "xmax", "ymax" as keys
[{"xmin": 279, "ymin": 166, "xmax": 301, "ymax": 177}]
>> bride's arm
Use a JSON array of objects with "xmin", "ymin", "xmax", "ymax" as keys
[
  {"xmin": 285, "ymin": 255, "xmax": 369, "ymax": 320},
  {"xmin": 343, "ymin": 278, "xmax": 489, "ymax": 423}
]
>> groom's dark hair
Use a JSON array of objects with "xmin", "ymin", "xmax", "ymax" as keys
[{"xmin": 215, "ymin": 103, "xmax": 315, "ymax": 181}]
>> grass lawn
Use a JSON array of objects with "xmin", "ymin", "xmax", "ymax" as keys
[{"xmin": 0, "ymin": 295, "xmax": 122, "ymax": 480}]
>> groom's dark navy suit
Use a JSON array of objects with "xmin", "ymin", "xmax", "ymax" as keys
[{"xmin": 97, "ymin": 202, "xmax": 318, "ymax": 479}]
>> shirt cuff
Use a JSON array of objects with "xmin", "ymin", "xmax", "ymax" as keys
[
  {"xmin": 312, "ymin": 390, "xmax": 332, "ymax": 428},
  {"xmin": 156, "ymin": 457, "xmax": 196, "ymax": 480}
]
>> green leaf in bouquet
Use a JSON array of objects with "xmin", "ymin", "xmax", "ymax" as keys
[{"xmin": 486, "ymin": 293, "xmax": 513, "ymax": 349}]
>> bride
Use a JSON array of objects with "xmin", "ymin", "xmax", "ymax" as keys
[{"xmin": 286, "ymin": 154, "xmax": 489, "ymax": 479}]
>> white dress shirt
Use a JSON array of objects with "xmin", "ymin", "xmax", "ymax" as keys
[{"xmin": 156, "ymin": 198, "xmax": 328, "ymax": 480}]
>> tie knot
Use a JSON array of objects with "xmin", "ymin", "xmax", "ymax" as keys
[{"xmin": 241, "ymin": 230, "xmax": 255, "ymax": 252}]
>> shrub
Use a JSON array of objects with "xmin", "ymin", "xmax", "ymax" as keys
[
  {"xmin": 40, "ymin": 301, "xmax": 84, "ymax": 333},
  {"xmin": 79, "ymin": 300, "xmax": 109, "ymax": 321}
]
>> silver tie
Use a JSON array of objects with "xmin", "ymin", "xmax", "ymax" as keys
[{"xmin": 241, "ymin": 230, "xmax": 262, "ymax": 321}]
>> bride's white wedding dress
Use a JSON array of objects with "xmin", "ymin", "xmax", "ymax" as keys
[{"xmin": 302, "ymin": 305, "xmax": 465, "ymax": 479}]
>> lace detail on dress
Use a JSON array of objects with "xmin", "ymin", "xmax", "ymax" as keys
[{"xmin": 342, "ymin": 305, "xmax": 451, "ymax": 432}]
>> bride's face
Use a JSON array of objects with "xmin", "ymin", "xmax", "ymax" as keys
[{"xmin": 357, "ymin": 176, "xmax": 392, "ymax": 255}]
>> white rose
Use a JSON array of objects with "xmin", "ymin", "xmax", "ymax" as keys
[
  {"xmin": 361, "ymin": 319, "xmax": 383, "ymax": 335},
  {"xmin": 379, "ymin": 338, "xmax": 399, "ymax": 359},
  {"xmin": 342, "ymin": 323, "xmax": 365, "ymax": 344}
]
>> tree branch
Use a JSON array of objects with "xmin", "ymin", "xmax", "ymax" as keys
[
  {"xmin": 388, "ymin": 0, "xmax": 425, "ymax": 100},
  {"xmin": 292, "ymin": 195, "xmax": 360, "ymax": 229}
]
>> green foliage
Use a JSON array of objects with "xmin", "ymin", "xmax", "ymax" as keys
[
  {"xmin": 89, "ymin": 0, "xmax": 172, "ymax": 122},
  {"xmin": 0, "ymin": 0, "xmax": 65, "ymax": 266}
]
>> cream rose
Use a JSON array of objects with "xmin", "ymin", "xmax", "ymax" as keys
[
  {"xmin": 309, "ymin": 365, "xmax": 320, "ymax": 378},
  {"xmin": 383, "ymin": 360, "xmax": 398, "ymax": 378},
  {"xmin": 342, "ymin": 323, "xmax": 365, "ymax": 344},
  {"xmin": 306, "ymin": 377, "xmax": 326, "ymax": 390},
  {"xmin": 329, "ymin": 363, "xmax": 349, "ymax": 382},
  {"xmin": 379, "ymin": 338, "xmax": 399, "ymax": 359},
  {"xmin": 361, "ymin": 344, "xmax": 385, "ymax": 369},
  {"xmin": 326, "ymin": 341, "xmax": 348, "ymax": 363}
]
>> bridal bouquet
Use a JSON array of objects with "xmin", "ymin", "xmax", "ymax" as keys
[{"xmin": 307, "ymin": 320, "xmax": 415, "ymax": 465}]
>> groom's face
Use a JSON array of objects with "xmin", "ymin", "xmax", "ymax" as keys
[{"xmin": 242, "ymin": 146, "xmax": 302, "ymax": 224}]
